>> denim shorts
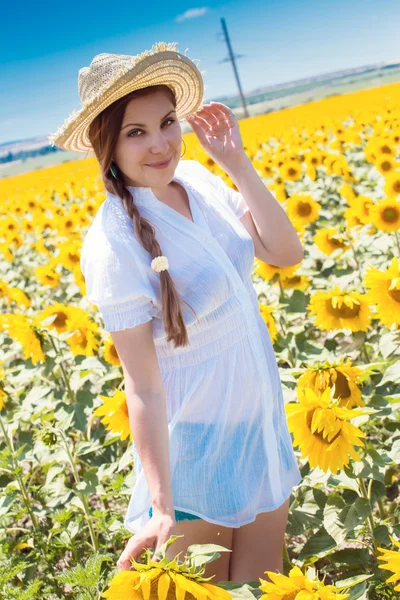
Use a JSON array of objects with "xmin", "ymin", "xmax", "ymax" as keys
[{"xmin": 148, "ymin": 507, "xmax": 201, "ymax": 522}]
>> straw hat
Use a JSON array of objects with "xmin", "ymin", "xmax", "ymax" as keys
[{"xmin": 48, "ymin": 41, "xmax": 206, "ymax": 153}]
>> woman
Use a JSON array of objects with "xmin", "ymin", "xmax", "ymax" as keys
[{"xmin": 49, "ymin": 41, "xmax": 303, "ymax": 583}]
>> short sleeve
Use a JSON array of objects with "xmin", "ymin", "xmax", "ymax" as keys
[
  {"xmin": 189, "ymin": 159, "xmax": 249, "ymax": 220},
  {"xmin": 80, "ymin": 233, "xmax": 158, "ymax": 332}
]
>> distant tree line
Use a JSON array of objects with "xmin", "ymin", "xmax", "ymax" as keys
[{"xmin": 0, "ymin": 145, "xmax": 61, "ymax": 164}]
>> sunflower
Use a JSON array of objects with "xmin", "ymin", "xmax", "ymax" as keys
[
  {"xmin": 102, "ymin": 536, "xmax": 233, "ymax": 600},
  {"xmin": 384, "ymin": 172, "xmax": 400, "ymax": 199},
  {"xmin": 0, "ymin": 313, "xmax": 45, "ymax": 365},
  {"xmin": 286, "ymin": 193, "xmax": 320, "ymax": 226},
  {"xmin": 374, "ymin": 153, "xmax": 399, "ymax": 176},
  {"xmin": 34, "ymin": 263, "xmax": 61, "ymax": 288},
  {"xmin": 344, "ymin": 194, "xmax": 374, "ymax": 225},
  {"xmin": 259, "ymin": 564, "xmax": 351, "ymax": 600},
  {"xmin": 259, "ymin": 303, "xmax": 279, "ymax": 343},
  {"xmin": 377, "ymin": 535, "xmax": 400, "ymax": 592},
  {"xmin": 94, "ymin": 389, "xmax": 132, "ymax": 441},
  {"xmin": 255, "ymin": 260, "xmax": 302, "ymax": 282},
  {"xmin": 313, "ymin": 228, "xmax": 351, "ymax": 256},
  {"xmin": 343, "ymin": 206, "xmax": 364, "ymax": 230},
  {"xmin": 34, "ymin": 302, "xmax": 76, "ymax": 334},
  {"xmin": 63, "ymin": 308, "xmax": 101, "ymax": 357},
  {"xmin": 307, "ymin": 285, "xmax": 372, "ymax": 333},
  {"xmin": 368, "ymin": 198, "xmax": 400, "ymax": 233},
  {"xmin": 297, "ymin": 358, "xmax": 366, "ymax": 409},
  {"xmin": 103, "ymin": 335, "xmax": 121, "ymax": 366},
  {"xmin": 363, "ymin": 256, "xmax": 400, "ymax": 329},
  {"xmin": 280, "ymin": 274, "xmax": 311, "ymax": 291},
  {"xmin": 280, "ymin": 159, "xmax": 303, "ymax": 181},
  {"xmin": 305, "ymin": 163, "xmax": 317, "ymax": 181},
  {"xmin": 285, "ymin": 386, "xmax": 367, "ymax": 474},
  {"xmin": 339, "ymin": 183, "xmax": 357, "ymax": 204}
]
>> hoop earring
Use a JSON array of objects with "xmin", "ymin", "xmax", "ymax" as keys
[
  {"xmin": 180, "ymin": 139, "xmax": 186, "ymax": 158},
  {"xmin": 110, "ymin": 162, "xmax": 119, "ymax": 180}
]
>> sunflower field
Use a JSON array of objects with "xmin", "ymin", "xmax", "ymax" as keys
[{"xmin": 1, "ymin": 80, "xmax": 400, "ymax": 599}]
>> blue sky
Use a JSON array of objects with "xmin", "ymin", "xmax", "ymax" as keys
[{"xmin": 1, "ymin": 0, "xmax": 399, "ymax": 145}]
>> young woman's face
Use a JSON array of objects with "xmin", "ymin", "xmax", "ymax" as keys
[{"xmin": 113, "ymin": 91, "xmax": 182, "ymax": 189}]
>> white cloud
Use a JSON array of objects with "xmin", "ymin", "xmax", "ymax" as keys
[{"xmin": 175, "ymin": 7, "xmax": 210, "ymax": 23}]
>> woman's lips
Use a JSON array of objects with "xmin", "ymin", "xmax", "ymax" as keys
[{"xmin": 146, "ymin": 157, "xmax": 172, "ymax": 169}]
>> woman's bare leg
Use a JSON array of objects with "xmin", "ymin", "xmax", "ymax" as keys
[
  {"xmin": 165, "ymin": 517, "xmax": 233, "ymax": 584},
  {"xmin": 228, "ymin": 497, "xmax": 291, "ymax": 582}
]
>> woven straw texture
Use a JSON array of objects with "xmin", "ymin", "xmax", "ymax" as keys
[{"xmin": 48, "ymin": 41, "xmax": 206, "ymax": 153}]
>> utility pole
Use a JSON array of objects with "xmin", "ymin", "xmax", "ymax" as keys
[{"xmin": 217, "ymin": 17, "xmax": 250, "ymax": 119}]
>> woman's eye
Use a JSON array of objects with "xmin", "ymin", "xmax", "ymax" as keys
[{"xmin": 128, "ymin": 118, "xmax": 175, "ymax": 137}]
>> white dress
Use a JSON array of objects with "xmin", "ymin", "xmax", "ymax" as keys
[{"xmin": 80, "ymin": 158, "xmax": 302, "ymax": 534}]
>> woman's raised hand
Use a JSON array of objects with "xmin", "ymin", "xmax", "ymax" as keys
[{"xmin": 186, "ymin": 101, "xmax": 245, "ymax": 170}]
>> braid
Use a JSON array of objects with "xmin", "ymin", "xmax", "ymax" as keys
[{"xmin": 109, "ymin": 175, "xmax": 196, "ymax": 348}]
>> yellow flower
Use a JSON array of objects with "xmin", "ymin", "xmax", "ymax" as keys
[
  {"xmin": 285, "ymin": 386, "xmax": 367, "ymax": 474},
  {"xmin": 280, "ymin": 159, "xmax": 303, "ymax": 181},
  {"xmin": 313, "ymin": 228, "xmax": 351, "ymax": 256},
  {"xmin": 377, "ymin": 535, "xmax": 400, "ymax": 592},
  {"xmin": 307, "ymin": 285, "xmax": 372, "ymax": 333},
  {"xmin": 384, "ymin": 172, "xmax": 400, "ymax": 199},
  {"xmin": 94, "ymin": 390, "xmax": 132, "ymax": 441},
  {"xmin": 373, "ymin": 152, "xmax": 399, "ymax": 175},
  {"xmin": 259, "ymin": 303, "xmax": 279, "ymax": 344},
  {"xmin": 102, "ymin": 536, "xmax": 233, "ymax": 600},
  {"xmin": 368, "ymin": 198, "xmax": 400, "ymax": 233},
  {"xmin": 297, "ymin": 358, "xmax": 366, "ymax": 409},
  {"xmin": 0, "ymin": 313, "xmax": 45, "ymax": 365},
  {"xmin": 280, "ymin": 274, "xmax": 311, "ymax": 291},
  {"xmin": 287, "ymin": 193, "xmax": 320, "ymax": 227},
  {"xmin": 363, "ymin": 256, "xmax": 400, "ymax": 329},
  {"xmin": 259, "ymin": 565, "xmax": 350, "ymax": 600},
  {"xmin": 103, "ymin": 335, "xmax": 121, "ymax": 366},
  {"xmin": 255, "ymin": 260, "xmax": 302, "ymax": 282},
  {"xmin": 344, "ymin": 194, "xmax": 374, "ymax": 225},
  {"xmin": 64, "ymin": 308, "xmax": 101, "ymax": 357},
  {"xmin": 34, "ymin": 263, "xmax": 61, "ymax": 288}
]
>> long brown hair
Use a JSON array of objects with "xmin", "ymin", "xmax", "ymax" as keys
[{"xmin": 88, "ymin": 84, "xmax": 195, "ymax": 348}]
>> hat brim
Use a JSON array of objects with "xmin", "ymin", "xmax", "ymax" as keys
[{"xmin": 48, "ymin": 50, "xmax": 205, "ymax": 153}]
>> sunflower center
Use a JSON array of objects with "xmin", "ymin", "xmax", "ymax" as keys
[
  {"xmin": 388, "ymin": 284, "xmax": 400, "ymax": 303},
  {"xmin": 281, "ymin": 592, "xmax": 299, "ymax": 600},
  {"xmin": 382, "ymin": 207, "xmax": 399, "ymax": 223},
  {"xmin": 287, "ymin": 275, "xmax": 302, "ymax": 284},
  {"xmin": 306, "ymin": 409, "xmax": 341, "ymax": 445},
  {"xmin": 297, "ymin": 202, "xmax": 312, "ymax": 216},
  {"xmin": 380, "ymin": 144, "xmax": 392, "ymax": 154},
  {"xmin": 329, "ymin": 371, "xmax": 351, "ymax": 401},
  {"xmin": 54, "ymin": 312, "xmax": 68, "ymax": 327},
  {"xmin": 288, "ymin": 167, "xmax": 298, "ymax": 176},
  {"xmin": 326, "ymin": 297, "xmax": 360, "ymax": 318},
  {"xmin": 381, "ymin": 161, "xmax": 392, "ymax": 172},
  {"xmin": 329, "ymin": 236, "xmax": 346, "ymax": 248},
  {"xmin": 393, "ymin": 180, "xmax": 400, "ymax": 193}
]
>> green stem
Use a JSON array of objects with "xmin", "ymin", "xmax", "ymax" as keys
[
  {"xmin": 277, "ymin": 280, "xmax": 296, "ymax": 368},
  {"xmin": 59, "ymin": 429, "xmax": 98, "ymax": 551},
  {"xmin": 358, "ymin": 476, "xmax": 378, "ymax": 553},
  {"xmin": 282, "ymin": 539, "xmax": 293, "ymax": 571},
  {"xmin": 48, "ymin": 335, "xmax": 75, "ymax": 403},
  {"xmin": 362, "ymin": 340, "xmax": 370, "ymax": 363},
  {"xmin": 347, "ymin": 235, "xmax": 367, "ymax": 293},
  {"xmin": 346, "ymin": 538, "xmax": 375, "ymax": 554},
  {"xmin": 0, "ymin": 415, "xmax": 39, "ymax": 532},
  {"xmin": 377, "ymin": 497, "xmax": 386, "ymax": 520}
]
